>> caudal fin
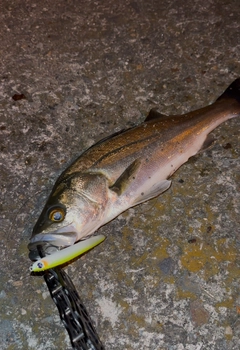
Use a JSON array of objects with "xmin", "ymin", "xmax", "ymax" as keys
[{"xmin": 216, "ymin": 78, "xmax": 240, "ymax": 103}]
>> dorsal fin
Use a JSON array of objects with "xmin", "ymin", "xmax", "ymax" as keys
[
  {"xmin": 145, "ymin": 108, "xmax": 168, "ymax": 122},
  {"xmin": 216, "ymin": 78, "xmax": 240, "ymax": 103}
]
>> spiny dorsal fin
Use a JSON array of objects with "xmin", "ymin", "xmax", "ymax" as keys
[
  {"xmin": 145, "ymin": 108, "xmax": 168, "ymax": 122},
  {"xmin": 109, "ymin": 159, "xmax": 141, "ymax": 195}
]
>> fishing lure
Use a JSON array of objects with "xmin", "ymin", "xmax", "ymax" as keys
[{"xmin": 30, "ymin": 235, "xmax": 105, "ymax": 272}]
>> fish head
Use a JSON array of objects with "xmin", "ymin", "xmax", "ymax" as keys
[{"xmin": 28, "ymin": 172, "xmax": 110, "ymax": 261}]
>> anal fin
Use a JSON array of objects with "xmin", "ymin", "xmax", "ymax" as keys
[{"xmin": 196, "ymin": 134, "xmax": 215, "ymax": 154}]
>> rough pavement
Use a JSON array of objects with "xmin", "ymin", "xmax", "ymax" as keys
[{"xmin": 0, "ymin": 0, "xmax": 240, "ymax": 349}]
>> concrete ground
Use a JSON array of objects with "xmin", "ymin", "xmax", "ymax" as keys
[{"xmin": 0, "ymin": 0, "xmax": 240, "ymax": 349}]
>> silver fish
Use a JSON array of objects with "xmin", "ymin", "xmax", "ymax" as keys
[{"xmin": 28, "ymin": 79, "xmax": 240, "ymax": 260}]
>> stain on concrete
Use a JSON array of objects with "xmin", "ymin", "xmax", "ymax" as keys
[{"xmin": 190, "ymin": 300, "xmax": 209, "ymax": 327}]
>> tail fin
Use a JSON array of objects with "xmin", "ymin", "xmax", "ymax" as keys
[{"xmin": 216, "ymin": 78, "xmax": 240, "ymax": 103}]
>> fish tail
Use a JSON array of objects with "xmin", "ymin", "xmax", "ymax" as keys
[{"xmin": 216, "ymin": 78, "xmax": 240, "ymax": 103}]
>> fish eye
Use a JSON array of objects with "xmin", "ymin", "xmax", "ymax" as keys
[{"xmin": 49, "ymin": 208, "xmax": 65, "ymax": 222}]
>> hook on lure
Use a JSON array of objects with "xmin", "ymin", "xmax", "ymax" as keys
[{"xmin": 30, "ymin": 235, "xmax": 105, "ymax": 272}]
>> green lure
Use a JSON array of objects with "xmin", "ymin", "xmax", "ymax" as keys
[{"xmin": 30, "ymin": 235, "xmax": 105, "ymax": 272}]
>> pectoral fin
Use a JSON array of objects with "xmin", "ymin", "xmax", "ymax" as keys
[
  {"xmin": 110, "ymin": 159, "xmax": 171, "ymax": 205},
  {"xmin": 132, "ymin": 179, "xmax": 171, "ymax": 206},
  {"xmin": 110, "ymin": 159, "xmax": 141, "ymax": 195}
]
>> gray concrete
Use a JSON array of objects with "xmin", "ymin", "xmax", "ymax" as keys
[{"xmin": 0, "ymin": 0, "xmax": 240, "ymax": 349}]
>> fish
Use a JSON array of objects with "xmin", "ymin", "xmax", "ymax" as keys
[{"xmin": 28, "ymin": 78, "xmax": 240, "ymax": 261}]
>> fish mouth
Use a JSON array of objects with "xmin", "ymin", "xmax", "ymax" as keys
[{"xmin": 28, "ymin": 231, "xmax": 77, "ymax": 261}]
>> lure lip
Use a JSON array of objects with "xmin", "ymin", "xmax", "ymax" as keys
[
  {"xmin": 28, "ymin": 231, "xmax": 77, "ymax": 261},
  {"xmin": 29, "ymin": 234, "xmax": 106, "ymax": 272}
]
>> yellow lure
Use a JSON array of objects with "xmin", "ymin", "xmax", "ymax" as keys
[{"xmin": 30, "ymin": 235, "xmax": 105, "ymax": 272}]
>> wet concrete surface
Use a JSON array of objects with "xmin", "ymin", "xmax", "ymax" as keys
[{"xmin": 0, "ymin": 0, "xmax": 240, "ymax": 349}]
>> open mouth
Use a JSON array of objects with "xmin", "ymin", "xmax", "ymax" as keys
[{"xmin": 28, "ymin": 231, "xmax": 77, "ymax": 261}]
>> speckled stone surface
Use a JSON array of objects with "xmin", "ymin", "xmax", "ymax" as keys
[{"xmin": 0, "ymin": 1, "xmax": 240, "ymax": 349}]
